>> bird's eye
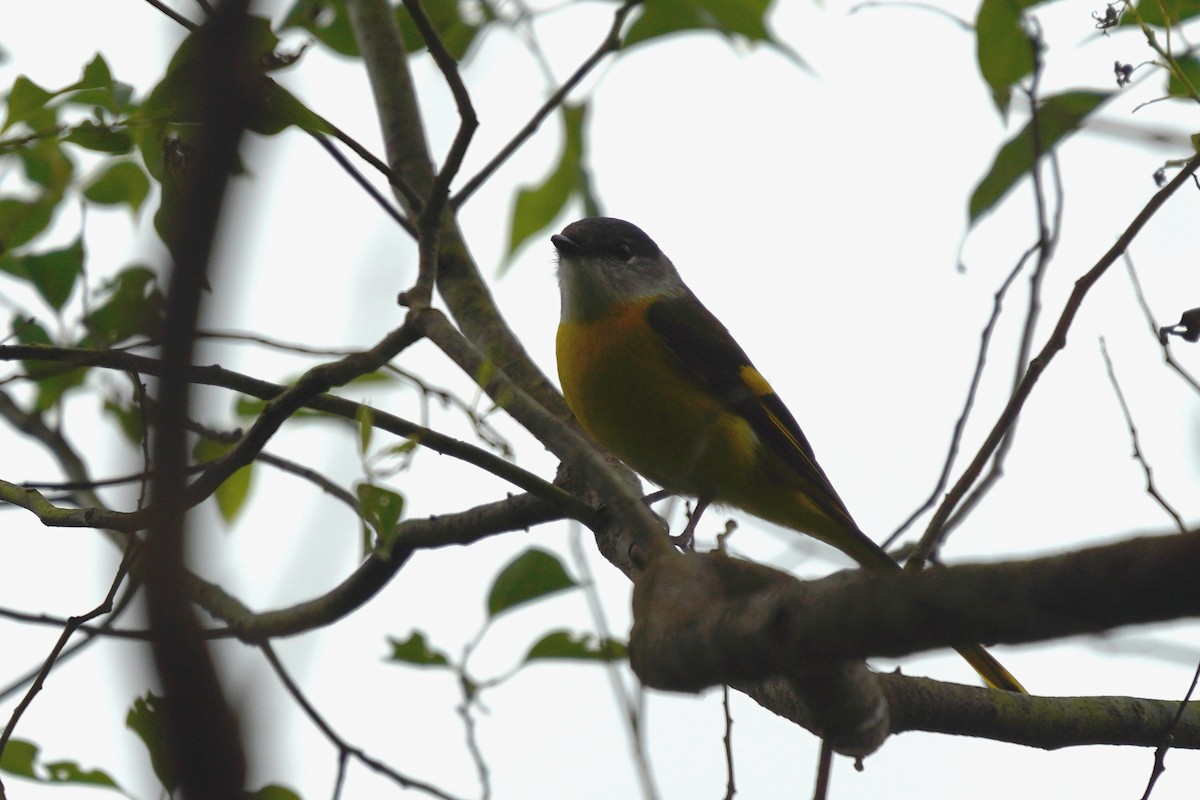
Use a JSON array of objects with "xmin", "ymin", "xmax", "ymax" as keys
[{"xmin": 614, "ymin": 242, "xmax": 633, "ymax": 261}]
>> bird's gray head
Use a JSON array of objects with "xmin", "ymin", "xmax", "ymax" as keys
[{"xmin": 552, "ymin": 217, "xmax": 686, "ymax": 322}]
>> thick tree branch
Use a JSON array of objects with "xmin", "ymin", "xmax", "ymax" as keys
[
  {"xmin": 344, "ymin": 0, "xmax": 572, "ymax": 419},
  {"xmin": 143, "ymin": 3, "xmax": 250, "ymax": 796},
  {"xmin": 881, "ymin": 674, "xmax": 1200, "ymax": 750},
  {"xmin": 630, "ymin": 530, "xmax": 1200, "ymax": 752}
]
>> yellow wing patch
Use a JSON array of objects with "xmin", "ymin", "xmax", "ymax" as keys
[{"xmin": 737, "ymin": 364, "xmax": 774, "ymax": 397}]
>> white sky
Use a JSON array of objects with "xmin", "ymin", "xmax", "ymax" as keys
[{"xmin": 2, "ymin": 0, "xmax": 1200, "ymax": 798}]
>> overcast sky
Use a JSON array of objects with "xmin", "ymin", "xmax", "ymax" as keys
[{"xmin": 3, "ymin": 1, "xmax": 1200, "ymax": 798}]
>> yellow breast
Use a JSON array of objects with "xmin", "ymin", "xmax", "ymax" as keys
[{"xmin": 556, "ymin": 300, "xmax": 760, "ymax": 497}]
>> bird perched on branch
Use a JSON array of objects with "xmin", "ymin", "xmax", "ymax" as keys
[{"xmin": 552, "ymin": 216, "xmax": 1024, "ymax": 693}]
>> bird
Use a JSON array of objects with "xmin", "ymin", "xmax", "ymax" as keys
[{"xmin": 551, "ymin": 216, "xmax": 1025, "ymax": 693}]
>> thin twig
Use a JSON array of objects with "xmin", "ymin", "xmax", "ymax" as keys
[
  {"xmin": 569, "ymin": 527, "xmax": 659, "ymax": 799},
  {"xmin": 812, "ymin": 740, "xmax": 833, "ymax": 800},
  {"xmin": 1140, "ymin": 658, "xmax": 1200, "ymax": 800},
  {"xmin": 0, "ymin": 541, "xmax": 137, "ymax": 759},
  {"xmin": 847, "ymin": 0, "xmax": 973, "ymax": 30},
  {"xmin": 260, "ymin": 642, "xmax": 464, "ymax": 800},
  {"xmin": 0, "ymin": 581, "xmax": 144, "ymax": 704},
  {"xmin": 0, "ymin": 342, "xmax": 588, "ymax": 524},
  {"xmin": 1098, "ymin": 337, "xmax": 1186, "ymax": 531},
  {"xmin": 396, "ymin": 0, "xmax": 479, "ymax": 308},
  {"xmin": 452, "ymin": 0, "xmax": 641, "ymax": 207},
  {"xmin": 913, "ymin": 150, "xmax": 1200, "ymax": 567},
  {"xmin": 722, "ymin": 684, "xmax": 736, "ymax": 800},
  {"xmin": 884, "ymin": 248, "xmax": 1031, "ymax": 549},
  {"xmin": 310, "ymin": 133, "xmax": 415, "ymax": 236},
  {"xmin": 936, "ymin": 20, "xmax": 1062, "ymax": 544},
  {"xmin": 456, "ymin": 696, "xmax": 491, "ymax": 800},
  {"xmin": 141, "ymin": 0, "xmax": 198, "ymax": 30},
  {"xmin": 192, "ymin": 328, "xmax": 514, "ymax": 455},
  {"xmin": 1125, "ymin": 254, "xmax": 1200, "ymax": 395}
]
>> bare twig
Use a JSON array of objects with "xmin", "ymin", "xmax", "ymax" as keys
[
  {"xmin": 568, "ymin": 527, "xmax": 659, "ymax": 800},
  {"xmin": 141, "ymin": 0, "xmax": 199, "ymax": 30},
  {"xmin": 0, "ymin": 582, "xmax": 145, "ymax": 704},
  {"xmin": 847, "ymin": 1, "xmax": 973, "ymax": 30},
  {"xmin": 1140, "ymin": 659, "xmax": 1200, "ymax": 800},
  {"xmin": 722, "ymin": 684, "xmax": 736, "ymax": 800},
  {"xmin": 0, "ymin": 344, "xmax": 587, "ymax": 521},
  {"xmin": 914, "ymin": 150, "xmax": 1200, "ymax": 567},
  {"xmin": 310, "ymin": 133, "xmax": 415, "ymax": 236},
  {"xmin": 1098, "ymin": 337, "xmax": 1186, "ymax": 531},
  {"xmin": 395, "ymin": 0, "xmax": 479, "ymax": 308},
  {"xmin": 934, "ymin": 22, "xmax": 1065, "ymax": 545},
  {"xmin": 884, "ymin": 249, "xmax": 1030, "ymax": 549},
  {"xmin": 456, "ymin": 695, "xmax": 491, "ymax": 800},
  {"xmin": 453, "ymin": 0, "xmax": 641, "ymax": 207},
  {"xmin": 1125, "ymin": 254, "xmax": 1200, "ymax": 396},
  {"xmin": 0, "ymin": 542, "xmax": 137, "ymax": 763},
  {"xmin": 193, "ymin": 328, "xmax": 514, "ymax": 454},
  {"xmin": 260, "ymin": 642, "xmax": 464, "ymax": 800},
  {"xmin": 812, "ymin": 740, "xmax": 833, "ymax": 800}
]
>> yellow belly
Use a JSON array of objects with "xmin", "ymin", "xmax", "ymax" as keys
[
  {"xmin": 556, "ymin": 301, "xmax": 850, "ymax": 550},
  {"xmin": 556, "ymin": 301, "xmax": 761, "ymax": 498}
]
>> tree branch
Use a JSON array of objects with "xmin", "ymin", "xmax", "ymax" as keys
[
  {"xmin": 452, "ymin": 0, "xmax": 641, "ymax": 207},
  {"xmin": 344, "ymin": 0, "xmax": 572, "ymax": 419},
  {"xmin": 0, "ymin": 344, "xmax": 588, "ymax": 522},
  {"xmin": 630, "ymin": 530, "xmax": 1200, "ymax": 752},
  {"xmin": 916, "ymin": 150, "xmax": 1200, "ymax": 565}
]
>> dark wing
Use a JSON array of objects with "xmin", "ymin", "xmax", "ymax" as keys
[{"xmin": 646, "ymin": 291, "xmax": 857, "ymax": 528}]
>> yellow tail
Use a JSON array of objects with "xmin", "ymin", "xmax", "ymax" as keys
[
  {"xmin": 958, "ymin": 643, "xmax": 1026, "ymax": 692},
  {"xmin": 821, "ymin": 519, "xmax": 1026, "ymax": 693}
]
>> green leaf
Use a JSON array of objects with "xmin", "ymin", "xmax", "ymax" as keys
[
  {"xmin": 40, "ymin": 760, "xmax": 122, "ymax": 789},
  {"xmin": 141, "ymin": 15, "xmax": 320, "ymax": 135},
  {"xmin": 2, "ymin": 75, "xmax": 54, "ymax": 132},
  {"xmin": 194, "ymin": 438, "xmax": 256, "ymax": 523},
  {"xmin": 65, "ymin": 121, "xmax": 134, "ymax": 154},
  {"xmin": 18, "ymin": 136, "xmax": 75, "ymax": 196},
  {"xmin": 0, "ymin": 738, "xmax": 122, "ymax": 791},
  {"xmin": 623, "ymin": 0, "xmax": 801, "ymax": 62},
  {"xmin": 975, "ymin": 0, "xmax": 1041, "ymax": 116},
  {"xmin": 0, "ymin": 198, "xmax": 55, "ymax": 251},
  {"xmin": 250, "ymin": 81, "xmax": 333, "ymax": 136},
  {"xmin": 283, "ymin": 0, "xmax": 483, "ymax": 60},
  {"xmin": 1167, "ymin": 56, "xmax": 1200, "ymax": 99},
  {"xmin": 396, "ymin": 0, "xmax": 481, "ymax": 61},
  {"xmin": 506, "ymin": 103, "xmax": 591, "ymax": 263},
  {"xmin": 0, "ymin": 738, "xmax": 39, "ymax": 778},
  {"xmin": 246, "ymin": 786, "xmax": 303, "ymax": 800},
  {"xmin": 103, "ymin": 398, "xmax": 147, "ymax": 445},
  {"xmin": 10, "ymin": 238, "xmax": 84, "ymax": 310},
  {"xmin": 387, "ymin": 631, "xmax": 451, "ymax": 667},
  {"xmin": 281, "ymin": 0, "xmax": 361, "ymax": 57},
  {"xmin": 486, "ymin": 548, "xmax": 577, "ymax": 618},
  {"xmin": 64, "ymin": 53, "xmax": 122, "ymax": 113},
  {"xmin": 1121, "ymin": 0, "xmax": 1200, "ymax": 27},
  {"xmin": 356, "ymin": 482, "xmax": 404, "ymax": 548},
  {"xmin": 523, "ymin": 630, "xmax": 628, "ymax": 664},
  {"xmin": 84, "ymin": 160, "xmax": 150, "ymax": 214},
  {"xmin": 357, "ymin": 405, "xmax": 374, "ymax": 453},
  {"xmin": 126, "ymin": 692, "xmax": 179, "ymax": 794},
  {"xmin": 84, "ymin": 265, "xmax": 165, "ymax": 345},
  {"xmin": 969, "ymin": 90, "xmax": 1111, "ymax": 225}
]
